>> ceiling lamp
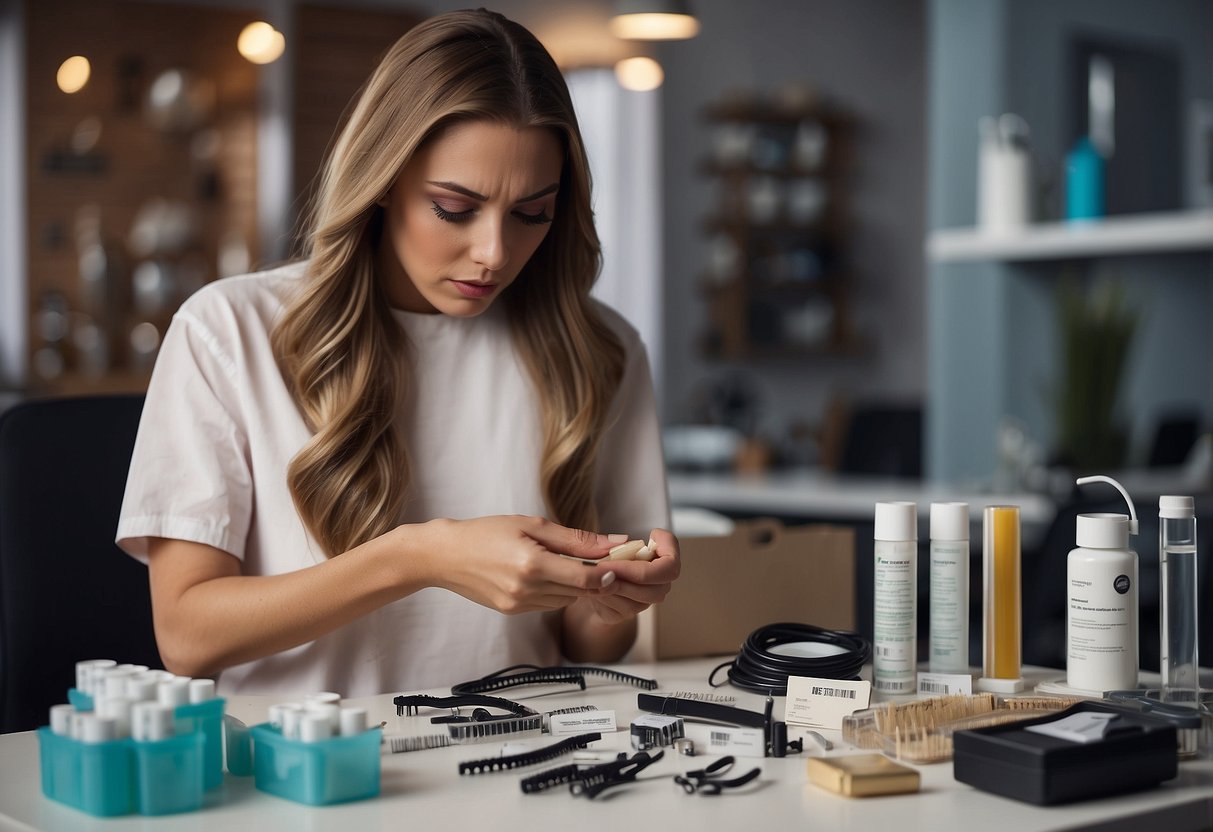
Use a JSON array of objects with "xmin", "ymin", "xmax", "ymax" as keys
[
  {"xmin": 237, "ymin": 21, "xmax": 286, "ymax": 65},
  {"xmin": 56, "ymin": 56, "xmax": 91, "ymax": 94},
  {"xmin": 615, "ymin": 56, "xmax": 664, "ymax": 92},
  {"xmin": 609, "ymin": 0, "xmax": 700, "ymax": 40}
]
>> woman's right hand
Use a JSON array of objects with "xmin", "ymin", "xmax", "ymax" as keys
[{"xmin": 415, "ymin": 515, "xmax": 621, "ymax": 615}]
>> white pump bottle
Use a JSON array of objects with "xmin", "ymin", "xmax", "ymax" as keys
[{"xmin": 1066, "ymin": 475, "xmax": 1139, "ymax": 693}]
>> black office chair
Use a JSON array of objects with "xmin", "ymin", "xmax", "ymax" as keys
[{"xmin": 0, "ymin": 394, "xmax": 163, "ymax": 733}]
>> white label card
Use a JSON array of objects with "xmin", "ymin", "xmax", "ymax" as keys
[
  {"xmin": 916, "ymin": 672, "xmax": 973, "ymax": 696},
  {"xmin": 784, "ymin": 676, "xmax": 872, "ymax": 729},
  {"xmin": 546, "ymin": 710, "xmax": 617, "ymax": 736}
]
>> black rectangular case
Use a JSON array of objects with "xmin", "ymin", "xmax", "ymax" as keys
[{"xmin": 952, "ymin": 700, "xmax": 1178, "ymax": 805}]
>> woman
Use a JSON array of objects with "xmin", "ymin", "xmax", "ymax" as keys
[{"xmin": 117, "ymin": 9, "xmax": 677, "ymax": 696}]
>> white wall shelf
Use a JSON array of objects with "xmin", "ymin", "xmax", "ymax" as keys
[{"xmin": 927, "ymin": 209, "xmax": 1213, "ymax": 262}]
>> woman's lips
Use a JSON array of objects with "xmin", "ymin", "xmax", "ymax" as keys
[{"xmin": 451, "ymin": 280, "xmax": 496, "ymax": 299}]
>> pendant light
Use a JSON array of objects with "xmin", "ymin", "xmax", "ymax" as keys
[{"xmin": 609, "ymin": 0, "xmax": 700, "ymax": 41}]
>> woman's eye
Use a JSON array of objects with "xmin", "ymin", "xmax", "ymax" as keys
[
  {"xmin": 431, "ymin": 202, "xmax": 474, "ymax": 223},
  {"xmin": 513, "ymin": 209, "xmax": 552, "ymax": 227}
]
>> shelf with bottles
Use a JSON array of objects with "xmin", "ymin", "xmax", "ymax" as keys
[{"xmin": 697, "ymin": 89, "xmax": 857, "ymax": 361}]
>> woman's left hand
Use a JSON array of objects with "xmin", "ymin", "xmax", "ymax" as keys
[{"xmin": 579, "ymin": 527, "xmax": 680, "ymax": 624}]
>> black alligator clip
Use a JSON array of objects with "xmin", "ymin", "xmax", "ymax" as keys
[{"xmin": 674, "ymin": 755, "xmax": 761, "ymax": 795}]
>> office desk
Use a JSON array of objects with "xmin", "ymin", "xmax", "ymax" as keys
[{"xmin": 1, "ymin": 658, "xmax": 1210, "ymax": 832}]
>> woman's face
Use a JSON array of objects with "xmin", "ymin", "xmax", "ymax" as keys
[{"xmin": 377, "ymin": 120, "xmax": 563, "ymax": 316}]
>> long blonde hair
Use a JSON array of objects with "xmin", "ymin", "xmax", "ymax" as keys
[{"xmin": 272, "ymin": 10, "xmax": 624, "ymax": 557}]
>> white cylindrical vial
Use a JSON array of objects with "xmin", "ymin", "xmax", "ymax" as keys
[
  {"xmin": 49, "ymin": 704, "xmax": 75, "ymax": 736},
  {"xmin": 299, "ymin": 713, "xmax": 333, "ymax": 743},
  {"xmin": 1159, "ymin": 495, "xmax": 1199, "ymax": 706},
  {"xmin": 131, "ymin": 702, "xmax": 175, "ymax": 742},
  {"xmin": 126, "ymin": 674, "xmax": 159, "ymax": 703},
  {"xmin": 75, "ymin": 659, "xmax": 116, "ymax": 695},
  {"xmin": 339, "ymin": 707, "xmax": 368, "ymax": 737},
  {"xmin": 929, "ymin": 502, "xmax": 970, "ymax": 674},
  {"xmin": 97, "ymin": 696, "xmax": 133, "ymax": 739},
  {"xmin": 157, "ymin": 677, "xmax": 191, "ymax": 709},
  {"xmin": 80, "ymin": 714, "xmax": 118, "ymax": 744},
  {"xmin": 305, "ymin": 702, "xmax": 341, "ymax": 733},
  {"xmin": 279, "ymin": 704, "xmax": 305, "ymax": 740},
  {"xmin": 874, "ymin": 501, "xmax": 918, "ymax": 694},
  {"xmin": 188, "ymin": 678, "xmax": 216, "ymax": 704}
]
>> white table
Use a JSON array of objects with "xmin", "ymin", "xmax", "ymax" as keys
[{"xmin": 1, "ymin": 659, "xmax": 1210, "ymax": 832}]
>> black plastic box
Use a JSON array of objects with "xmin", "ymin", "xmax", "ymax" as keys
[{"xmin": 952, "ymin": 701, "xmax": 1178, "ymax": 805}]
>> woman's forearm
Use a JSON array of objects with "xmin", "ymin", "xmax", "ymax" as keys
[
  {"xmin": 148, "ymin": 523, "xmax": 434, "ymax": 678},
  {"xmin": 560, "ymin": 600, "xmax": 638, "ymax": 664}
]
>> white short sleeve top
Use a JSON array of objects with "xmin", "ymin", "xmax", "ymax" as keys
[{"xmin": 116, "ymin": 263, "xmax": 670, "ymax": 696}]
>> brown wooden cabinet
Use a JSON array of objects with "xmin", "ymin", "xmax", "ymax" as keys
[
  {"xmin": 698, "ymin": 97, "xmax": 862, "ymax": 360},
  {"xmin": 21, "ymin": 0, "xmax": 420, "ymax": 397}
]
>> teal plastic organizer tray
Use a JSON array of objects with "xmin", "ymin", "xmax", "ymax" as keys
[
  {"xmin": 251, "ymin": 723, "xmax": 381, "ymax": 805},
  {"xmin": 38, "ymin": 728, "xmax": 205, "ymax": 816}
]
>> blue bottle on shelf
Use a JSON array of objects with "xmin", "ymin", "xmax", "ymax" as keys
[{"xmin": 1065, "ymin": 136, "xmax": 1104, "ymax": 221}]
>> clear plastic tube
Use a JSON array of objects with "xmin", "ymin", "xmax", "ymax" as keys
[{"xmin": 1160, "ymin": 497, "xmax": 1199, "ymax": 706}]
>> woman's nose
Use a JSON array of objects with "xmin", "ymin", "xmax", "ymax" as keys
[{"xmin": 471, "ymin": 218, "xmax": 508, "ymax": 272}]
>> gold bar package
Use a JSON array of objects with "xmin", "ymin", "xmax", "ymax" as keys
[{"xmin": 806, "ymin": 754, "xmax": 920, "ymax": 797}]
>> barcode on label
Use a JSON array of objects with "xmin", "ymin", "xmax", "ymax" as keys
[
  {"xmin": 810, "ymin": 686, "xmax": 857, "ymax": 699},
  {"xmin": 920, "ymin": 681, "xmax": 949, "ymax": 693},
  {"xmin": 709, "ymin": 731, "xmax": 732, "ymax": 745}
]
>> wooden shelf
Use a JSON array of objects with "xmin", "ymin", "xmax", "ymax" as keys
[{"xmin": 927, "ymin": 210, "xmax": 1213, "ymax": 262}]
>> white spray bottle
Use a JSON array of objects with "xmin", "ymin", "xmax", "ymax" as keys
[{"xmin": 1066, "ymin": 475, "xmax": 1139, "ymax": 692}]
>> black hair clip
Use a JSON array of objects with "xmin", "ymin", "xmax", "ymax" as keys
[
  {"xmin": 395, "ymin": 693, "xmax": 542, "ymax": 741},
  {"xmin": 393, "ymin": 693, "xmax": 537, "ymax": 718},
  {"xmin": 636, "ymin": 693, "xmax": 803, "ymax": 758},
  {"xmin": 452, "ymin": 664, "xmax": 658, "ymax": 695},
  {"xmin": 458, "ymin": 732, "xmax": 601, "ymax": 775},
  {"xmin": 520, "ymin": 753, "xmax": 627, "ymax": 794},
  {"xmin": 674, "ymin": 756, "xmax": 761, "ymax": 795},
  {"xmin": 568, "ymin": 749, "xmax": 665, "ymax": 799}
]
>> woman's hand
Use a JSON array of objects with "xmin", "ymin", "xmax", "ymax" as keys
[
  {"xmin": 560, "ymin": 528, "xmax": 681, "ymax": 662},
  {"xmin": 579, "ymin": 528, "xmax": 680, "ymax": 624},
  {"xmin": 421, "ymin": 515, "xmax": 622, "ymax": 615}
]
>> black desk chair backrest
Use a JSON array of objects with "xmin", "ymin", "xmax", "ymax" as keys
[{"xmin": 0, "ymin": 394, "xmax": 163, "ymax": 733}]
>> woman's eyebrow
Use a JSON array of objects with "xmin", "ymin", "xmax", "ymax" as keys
[{"xmin": 427, "ymin": 181, "xmax": 558, "ymax": 203}]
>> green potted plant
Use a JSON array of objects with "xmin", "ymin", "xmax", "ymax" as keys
[{"xmin": 1053, "ymin": 277, "xmax": 1138, "ymax": 473}]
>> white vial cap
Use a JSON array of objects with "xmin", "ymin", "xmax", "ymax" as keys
[
  {"xmin": 930, "ymin": 502, "xmax": 969, "ymax": 541},
  {"xmin": 299, "ymin": 713, "xmax": 333, "ymax": 743},
  {"xmin": 304, "ymin": 691, "xmax": 341, "ymax": 706},
  {"xmin": 1160, "ymin": 495, "xmax": 1195, "ymax": 519},
  {"xmin": 188, "ymin": 678, "xmax": 216, "ymax": 704},
  {"xmin": 49, "ymin": 704, "xmax": 75, "ymax": 736},
  {"xmin": 1076, "ymin": 513, "xmax": 1130, "ymax": 549},
  {"xmin": 875, "ymin": 501, "xmax": 917, "ymax": 541},
  {"xmin": 76, "ymin": 659, "xmax": 116, "ymax": 693},
  {"xmin": 279, "ymin": 704, "xmax": 305, "ymax": 740},
  {"xmin": 157, "ymin": 677, "xmax": 191, "ymax": 708},
  {"xmin": 339, "ymin": 707, "xmax": 368, "ymax": 737},
  {"xmin": 102, "ymin": 669, "xmax": 137, "ymax": 700}
]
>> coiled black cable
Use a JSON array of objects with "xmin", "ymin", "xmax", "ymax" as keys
[{"xmin": 709, "ymin": 622, "xmax": 871, "ymax": 696}]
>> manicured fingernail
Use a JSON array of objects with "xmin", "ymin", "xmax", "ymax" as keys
[
  {"xmin": 600, "ymin": 571, "xmax": 616, "ymax": 588},
  {"xmin": 607, "ymin": 533, "xmax": 629, "ymax": 544}
]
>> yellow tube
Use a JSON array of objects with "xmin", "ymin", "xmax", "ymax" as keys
[{"xmin": 983, "ymin": 505, "xmax": 1021, "ymax": 682}]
